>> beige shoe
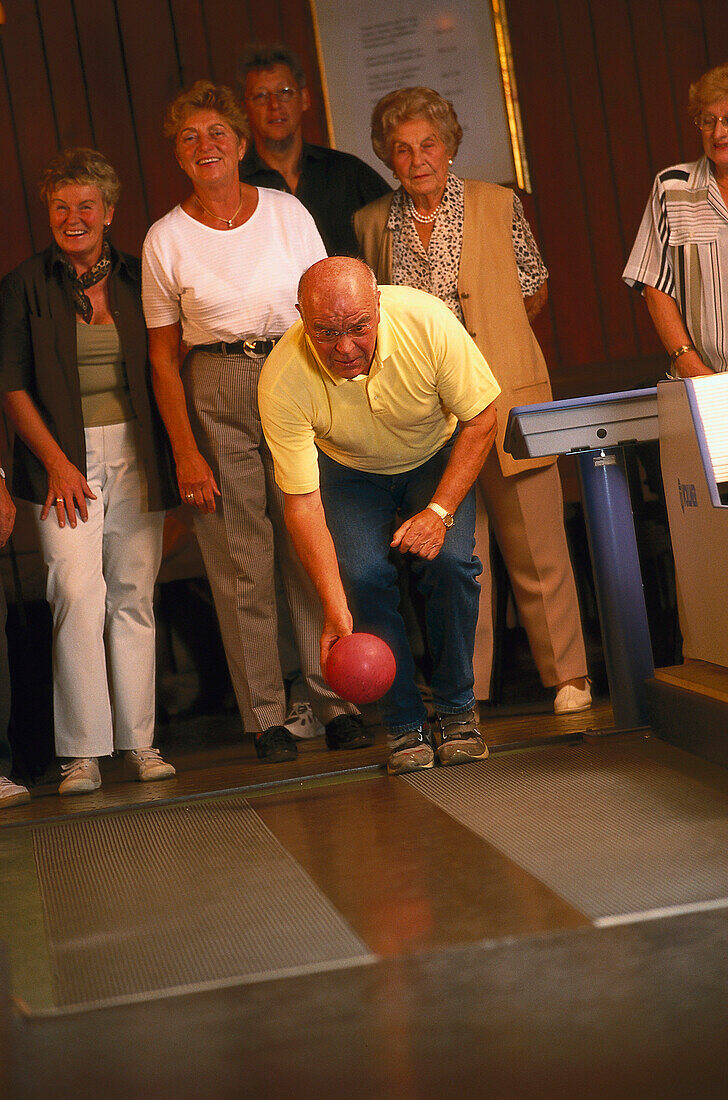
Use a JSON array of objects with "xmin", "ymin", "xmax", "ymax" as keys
[
  {"xmin": 387, "ymin": 725, "xmax": 434, "ymax": 775},
  {"xmin": 434, "ymin": 708, "xmax": 489, "ymax": 767},
  {"xmin": 0, "ymin": 775, "xmax": 31, "ymax": 807},
  {"xmin": 124, "ymin": 748, "xmax": 176, "ymax": 782},
  {"xmin": 554, "ymin": 679, "xmax": 592, "ymax": 714},
  {"xmin": 59, "ymin": 758, "xmax": 101, "ymax": 795}
]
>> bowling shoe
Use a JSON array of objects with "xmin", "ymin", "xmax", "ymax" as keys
[
  {"xmin": 324, "ymin": 713, "xmax": 374, "ymax": 750},
  {"xmin": 284, "ymin": 702, "xmax": 326, "ymax": 740},
  {"xmin": 254, "ymin": 724, "xmax": 298, "ymax": 762},
  {"xmin": 59, "ymin": 757, "xmax": 101, "ymax": 795},
  {"xmin": 0, "ymin": 776, "xmax": 30, "ymax": 807},
  {"xmin": 124, "ymin": 747, "xmax": 176, "ymax": 782},
  {"xmin": 553, "ymin": 678, "xmax": 592, "ymax": 714},
  {"xmin": 434, "ymin": 708, "xmax": 488, "ymax": 767},
  {"xmin": 386, "ymin": 724, "xmax": 435, "ymax": 775}
]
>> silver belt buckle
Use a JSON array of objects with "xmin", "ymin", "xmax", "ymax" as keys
[{"xmin": 243, "ymin": 338, "xmax": 266, "ymax": 358}]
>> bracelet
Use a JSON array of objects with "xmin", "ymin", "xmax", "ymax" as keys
[
  {"xmin": 0, "ymin": 467, "xmax": 5, "ymax": 480},
  {"xmin": 670, "ymin": 344, "xmax": 696, "ymax": 364}
]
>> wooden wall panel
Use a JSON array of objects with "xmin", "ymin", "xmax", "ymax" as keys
[
  {"xmin": 169, "ymin": 0, "xmax": 212, "ymax": 89},
  {"xmin": 1, "ymin": 0, "xmax": 727, "ymax": 391},
  {"xmin": 115, "ymin": 0, "xmax": 184, "ymax": 226},
  {"xmin": 558, "ymin": 0, "xmax": 637, "ymax": 365},
  {"xmin": 248, "ymin": 0, "xmax": 284, "ymax": 46},
  {"xmin": 71, "ymin": 0, "xmax": 149, "ymax": 251},
  {"xmin": 280, "ymin": 0, "xmax": 327, "ymax": 144},
  {"xmin": 507, "ymin": 0, "xmax": 728, "ymax": 394},
  {"xmin": 1, "ymin": 5, "xmax": 59, "ymax": 255},
  {"xmin": 586, "ymin": 0, "xmax": 655, "ymax": 361},
  {"xmin": 0, "ymin": 54, "xmax": 34, "ymax": 273},
  {"xmin": 203, "ymin": 0, "xmax": 251, "ymax": 86},
  {"xmin": 508, "ymin": 0, "xmax": 607, "ymax": 373},
  {"xmin": 36, "ymin": 0, "xmax": 95, "ymax": 152}
]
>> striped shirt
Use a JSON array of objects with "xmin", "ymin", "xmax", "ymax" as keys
[{"xmin": 623, "ymin": 156, "xmax": 728, "ymax": 371}]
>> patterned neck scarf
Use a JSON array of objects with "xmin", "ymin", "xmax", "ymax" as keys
[{"xmin": 61, "ymin": 241, "xmax": 112, "ymax": 323}]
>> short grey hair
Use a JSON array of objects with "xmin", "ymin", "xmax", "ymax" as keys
[
  {"xmin": 39, "ymin": 147, "xmax": 121, "ymax": 210},
  {"xmin": 370, "ymin": 87, "xmax": 463, "ymax": 167},
  {"xmin": 237, "ymin": 43, "xmax": 306, "ymax": 93}
]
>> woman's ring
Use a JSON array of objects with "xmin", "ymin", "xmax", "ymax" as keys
[
  {"xmin": 186, "ymin": 492, "xmax": 195, "ymax": 501},
  {"xmin": 55, "ymin": 498, "xmax": 63, "ymax": 505}
]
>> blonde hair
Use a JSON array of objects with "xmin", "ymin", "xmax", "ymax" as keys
[
  {"xmin": 371, "ymin": 87, "xmax": 463, "ymax": 167},
  {"xmin": 39, "ymin": 147, "xmax": 121, "ymax": 210},
  {"xmin": 164, "ymin": 80, "xmax": 250, "ymax": 142},
  {"xmin": 688, "ymin": 63, "xmax": 728, "ymax": 117}
]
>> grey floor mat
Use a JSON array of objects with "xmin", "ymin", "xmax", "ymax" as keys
[
  {"xmin": 32, "ymin": 798, "xmax": 372, "ymax": 1008},
  {"xmin": 405, "ymin": 738, "xmax": 728, "ymax": 919}
]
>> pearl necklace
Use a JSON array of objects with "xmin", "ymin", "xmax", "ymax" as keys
[
  {"xmin": 195, "ymin": 187, "xmax": 244, "ymax": 228},
  {"xmin": 407, "ymin": 192, "xmax": 442, "ymax": 224}
]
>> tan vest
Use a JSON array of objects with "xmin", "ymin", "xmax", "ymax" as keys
[{"xmin": 354, "ymin": 179, "xmax": 555, "ymax": 475}]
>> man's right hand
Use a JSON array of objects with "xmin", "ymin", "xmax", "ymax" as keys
[
  {"xmin": 0, "ymin": 477, "xmax": 16, "ymax": 548},
  {"xmin": 320, "ymin": 608, "xmax": 354, "ymax": 677}
]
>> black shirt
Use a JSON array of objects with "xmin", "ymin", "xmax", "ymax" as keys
[{"xmin": 240, "ymin": 142, "xmax": 391, "ymax": 256}]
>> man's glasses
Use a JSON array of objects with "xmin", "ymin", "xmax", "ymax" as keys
[
  {"xmin": 312, "ymin": 321, "xmax": 374, "ymax": 343},
  {"xmin": 248, "ymin": 87, "xmax": 298, "ymax": 106},
  {"xmin": 695, "ymin": 113, "xmax": 728, "ymax": 132}
]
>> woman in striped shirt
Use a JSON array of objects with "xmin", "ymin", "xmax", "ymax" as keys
[{"xmin": 624, "ymin": 63, "xmax": 728, "ymax": 377}]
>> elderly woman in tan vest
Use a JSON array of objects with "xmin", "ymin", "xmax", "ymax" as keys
[{"xmin": 354, "ymin": 86, "xmax": 590, "ymax": 714}]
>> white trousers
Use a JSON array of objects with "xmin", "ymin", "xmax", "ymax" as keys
[{"xmin": 34, "ymin": 421, "xmax": 165, "ymax": 758}]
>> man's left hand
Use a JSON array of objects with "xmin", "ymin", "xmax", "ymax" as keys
[{"xmin": 391, "ymin": 508, "xmax": 447, "ymax": 560}]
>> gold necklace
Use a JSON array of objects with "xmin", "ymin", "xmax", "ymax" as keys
[{"xmin": 194, "ymin": 187, "xmax": 244, "ymax": 228}]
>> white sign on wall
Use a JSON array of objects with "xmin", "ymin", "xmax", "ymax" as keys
[{"xmin": 311, "ymin": 0, "xmax": 516, "ymax": 185}]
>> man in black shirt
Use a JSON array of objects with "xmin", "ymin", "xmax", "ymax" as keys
[{"xmin": 237, "ymin": 44, "xmax": 390, "ymax": 256}]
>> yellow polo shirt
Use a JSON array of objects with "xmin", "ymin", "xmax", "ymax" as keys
[{"xmin": 258, "ymin": 284, "xmax": 500, "ymax": 494}]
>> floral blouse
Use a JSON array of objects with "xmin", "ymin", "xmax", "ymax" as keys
[{"xmin": 387, "ymin": 174, "xmax": 548, "ymax": 323}]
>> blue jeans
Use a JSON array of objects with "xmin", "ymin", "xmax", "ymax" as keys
[{"xmin": 318, "ymin": 438, "xmax": 481, "ymax": 733}]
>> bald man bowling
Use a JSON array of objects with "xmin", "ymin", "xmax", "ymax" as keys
[{"xmin": 258, "ymin": 257, "xmax": 500, "ymax": 775}]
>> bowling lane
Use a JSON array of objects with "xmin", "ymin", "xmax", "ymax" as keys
[{"xmin": 254, "ymin": 772, "xmax": 590, "ymax": 954}]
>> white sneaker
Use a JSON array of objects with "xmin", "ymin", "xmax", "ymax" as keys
[
  {"xmin": 59, "ymin": 757, "xmax": 101, "ymax": 795},
  {"xmin": 283, "ymin": 702, "xmax": 325, "ymax": 740},
  {"xmin": 0, "ymin": 775, "xmax": 30, "ymax": 807},
  {"xmin": 554, "ymin": 679, "xmax": 592, "ymax": 714},
  {"xmin": 124, "ymin": 748, "xmax": 176, "ymax": 782}
]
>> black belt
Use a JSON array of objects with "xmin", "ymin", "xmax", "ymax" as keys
[{"xmin": 194, "ymin": 338, "xmax": 279, "ymax": 358}]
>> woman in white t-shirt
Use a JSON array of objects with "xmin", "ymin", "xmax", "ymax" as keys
[{"xmin": 143, "ymin": 81, "xmax": 364, "ymax": 763}]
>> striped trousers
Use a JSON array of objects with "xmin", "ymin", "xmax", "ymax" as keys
[{"xmin": 182, "ymin": 347, "xmax": 356, "ymax": 734}]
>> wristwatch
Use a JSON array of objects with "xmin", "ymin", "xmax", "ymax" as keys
[{"xmin": 427, "ymin": 501, "xmax": 454, "ymax": 528}]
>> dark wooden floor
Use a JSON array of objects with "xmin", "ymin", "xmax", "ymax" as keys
[{"xmin": 0, "ymin": 698, "xmax": 614, "ymax": 826}]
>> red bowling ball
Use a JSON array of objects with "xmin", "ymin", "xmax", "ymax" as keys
[{"xmin": 325, "ymin": 633, "xmax": 396, "ymax": 704}]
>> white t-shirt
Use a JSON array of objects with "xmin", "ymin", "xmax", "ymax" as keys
[{"xmin": 141, "ymin": 188, "xmax": 326, "ymax": 346}]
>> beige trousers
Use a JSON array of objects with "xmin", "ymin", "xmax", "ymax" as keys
[{"xmin": 473, "ymin": 450, "xmax": 587, "ymax": 699}]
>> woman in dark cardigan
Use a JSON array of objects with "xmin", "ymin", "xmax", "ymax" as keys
[{"xmin": 0, "ymin": 148, "xmax": 177, "ymax": 795}]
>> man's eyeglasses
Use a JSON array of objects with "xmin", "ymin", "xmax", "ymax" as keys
[
  {"xmin": 248, "ymin": 87, "xmax": 298, "ymax": 106},
  {"xmin": 695, "ymin": 113, "xmax": 728, "ymax": 132},
  {"xmin": 312, "ymin": 321, "xmax": 374, "ymax": 343}
]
